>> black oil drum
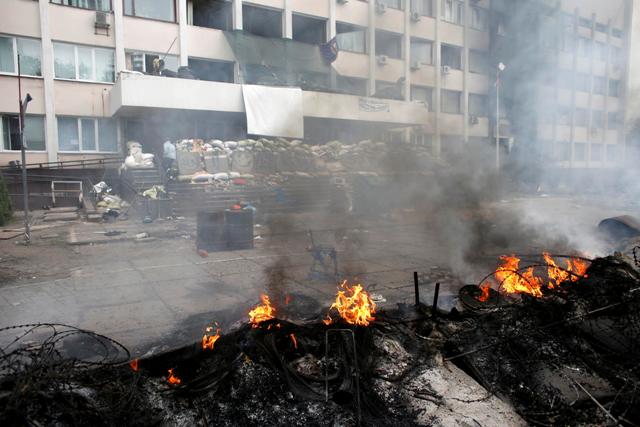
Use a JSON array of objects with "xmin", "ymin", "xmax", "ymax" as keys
[
  {"xmin": 197, "ymin": 211, "xmax": 227, "ymax": 251},
  {"xmin": 225, "ymin": 209, "xmax": 254, "ymax": 250}
]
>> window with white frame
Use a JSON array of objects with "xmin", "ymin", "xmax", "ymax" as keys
[
  {"xmin": 410, "ymin": 38, "xmax": 433, "ymax": 64},
  {"xmin": 470, "ymin": 7, "xmax": 488, "ymax": 31},
  {"xmin": 469, "ymin": 93, "xmax": 487, "ymax": 117},
  {"xmin": 57, "ymin": 117, "xmax": 118, "ymax": 152},
  {"xmin": 53, "ymin": 42, "xmax": 115, "ymax": 82},
  {"xmin": 411, "ymin": 0, "xmax": 432, "ymax": 16},
  {"xmin": 1, "ymin": 115, "xmax": 46, "ymax": 151},
  {"xmin": 336, "ymin": 23, "xmax": 367, "ymax": 54},
  {"xmin": 441, "ymin": 89, "xmax": 461, "ymax": 114},
  {"xmin": 0, "ymin": 35, "xmax": 42, "ymax": 76},
  {"xmin": 50, "ymin": 0, "xmax": 111, "ymax": 11},
  {"xmin": 126, "ymin": 51, "xmax": 179, "ymax": 74},
  {"xmin": 124, "ymin": 0, "xmax": 175, "ymax": 22},
  {"xmin": 410, "ymin": 85, "xmax": 433, "ymax": 111},
  {"xmin": 442, "ymin": 0, "xmax": 463, "ymax": 25}
]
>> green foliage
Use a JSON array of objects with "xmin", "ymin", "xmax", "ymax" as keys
[{"xmin": 0, "ymin": 173, "xmax": 13, "ymax": 226}]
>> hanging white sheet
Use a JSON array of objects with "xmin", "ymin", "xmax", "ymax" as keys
[{"xmin": 242, "ymin": 85, "xmax": 304, "ymax": 138}]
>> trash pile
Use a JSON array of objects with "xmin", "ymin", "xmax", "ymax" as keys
[
  {"xmin": 92, "ymin": 181, "xmax": 129, "ymax": 222},
  {"xmin": 2, "ymin": 255, "xmax": 637, "ymax": 426},
  {"xmin": 172, "ymin": 138, "xmax": 439, "ymax": 184}
]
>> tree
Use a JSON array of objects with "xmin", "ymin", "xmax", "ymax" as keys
[{"xmin": 0, "ymin": 173, "xmax": 13, "ymax": 226}]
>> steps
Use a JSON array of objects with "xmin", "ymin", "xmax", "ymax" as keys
[{"xmin": 123, "ymin": 168, "xmax": 163, "ymax": 194}]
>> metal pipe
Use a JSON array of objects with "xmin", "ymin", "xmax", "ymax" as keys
[
  {"xmin": 432, "ymin": 282, "xmax": 440, "ymax": 314},
  {"xmin": 414, "ymin": 271, "xmax": 420, "ymax": 306}
]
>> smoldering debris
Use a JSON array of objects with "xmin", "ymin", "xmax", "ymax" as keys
[{"xmin": 1, "ymin": 254, "xmax": 639, "ymax": 426}]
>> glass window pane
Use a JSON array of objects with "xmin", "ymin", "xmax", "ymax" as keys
[
  {"xmin": 78, "ymin": 46, "xmax": 93, "ymax": 80},
  {"xmin": 95, "ymin": 49, "xmax": 115, "ymax": 82},
  {"xmin": 163, "ymin": 55, "xmax": 179, "ymax": 73},
  {"xmin": 54, "ymin": 43, "xmax": 76, "ymax": 79},
  {"xmin": 0, "ymin": 36, "xmax": 15, "ymax": 73},
  {"xmin": 24, "ymin": 116, "xmax": 46, "ymax": 151},
  {"xmin": 58, "ymin": 117, "xmax": 80, "ymax": 151},
  {"xmin": 16, "ymin": 38, "xmax": 41, "ymax": 76},
  {"xmin": 133, "ymin": 0, "xmax": 175, "ymax": 22},
  {"xmin": 124, "ymin": 0, "xmax": 133, "ymax": 15},
  {"xmin": 81, "ymin": 119, "xmax": 96, "ymax": 150},
  {"xmin": 2, "ymin": 116, "xmax": 20, "ymax": 150},
  {"xmin": 98, "ymin": 119, "xmax": 118, "ymax": 152}
]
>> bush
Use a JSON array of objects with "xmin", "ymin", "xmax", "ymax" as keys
[{"xmin": 0, "ymin": 173, "xmax": 12, "ymax": 226}]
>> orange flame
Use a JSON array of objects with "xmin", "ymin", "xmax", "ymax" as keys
[
  {"xmin": 290, "ymin": 333, "xmax": 298, "ymax": 349},
  {"xmin": 202, "ymin": 324, "xmax": 221, "ymax": 350},
  {"xmin": 167, "ymin": 368, "xmax": 181, "ymax": 385},
  {"xmin": 477, "ymin": 284, "xmax": 491, "ymax": 302},
  {"xmin": 325, "ymin": 280, "xmax": 376, "ymax": 326},
  {"xmin": 248, "ymin": 294, "xmax": 276, "ymax": 328},
  {"xmin": 494, "ymin": 254, "xmax": 589, "ymax": 298},
  {"xmin": 129, "ymin": 359, "xmax": 139, "ymax": 372}
]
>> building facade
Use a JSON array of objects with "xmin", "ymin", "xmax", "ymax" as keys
[{"xmin": 0, "ymin": 0, "xmax": 633, "ymax": 171}]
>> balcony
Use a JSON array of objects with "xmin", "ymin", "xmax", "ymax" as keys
[{"xmin": 109, "ymin": 74, "xmax": 430, "ymax": 126}]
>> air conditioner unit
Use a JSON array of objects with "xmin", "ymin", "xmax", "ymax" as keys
[
  {"xmin": 375, "ymin": 1, "xmax": 386, "ymax": 14},
  {"xmin": 95, "ymin": 11, "xmax": 110, "ymax": 35},
  {"xmin": 469, "ymin": 115, "xmax": 479, "ymax": 125},
  {"xmin": 442, "ymin": 65, "xmax": 451, "ymax": 74},
  {"xmin": 377, "ymin": 55, "xmax": 388, "ymax": 65},
  {"xmin": 411, "ymin": 11, "xmax": 421, "ymax": 22},
  {"xmin": 337, "ymin": 0, "xmax": 349, "ymax": 4},
  {"xmin": 411, "ymin": 60, "xmax": 422, "ymax": 70}
]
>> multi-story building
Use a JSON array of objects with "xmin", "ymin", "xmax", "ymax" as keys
[{"xmin": 0, "ymin": 0, "xmax": 633, "ymax": 175}]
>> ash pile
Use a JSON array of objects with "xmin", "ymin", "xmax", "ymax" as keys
[{"xmin": 1, "ymin": 257, "xmax": 639, "ymax": 426}]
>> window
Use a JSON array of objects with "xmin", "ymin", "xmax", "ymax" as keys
[
  {"xmin": 595, "ymin": 42, "xmax": 607, "ymax": 62},
  {"xmin": 556, "ymin": 141, "xmax": 570, "ymax": 161},
  {"xmin": 611, "ymin": 47, "xmax": 623, "ymax": 67},
  {"xmin": 441, "ymin": 89, "xmax": 461, "ymax": 114},
  {"xmin": 608, "ymin": 112, "xmax": 619, "ymax": 128},
  {"xmin": 243, "ymin": 5, "xmax": 282, "ymax": 39},
  {"xmin": 411, "ymin": 0, "xmax": 432, "ymax": 16},
  {"xmin": 562, "ymin": 13, "xmax": 575, "ymax": 29},
  {"xmin": 558, "ymin": 106, "xmax": 571, "ymax": 125},
  {"xmin": 374, "ymin": 80, "xmax": 404, "ymax": 100},
  {"xmin": 411, "ymin": 85, "xmax": 433, "ymax": 110},
  {"xmin": 53, "ymin": 43, "xmax": 114, "ymax": 82},
  {"xmin": 595, "ymin": 22, "xmax": 607, "ymax": 33},
  {"xmin": 379, "ymin": 0, "xmax": 403, "ymax": 9},
  {"xmin": 574, "ymin": 143, "xmax": 586, "ymax": 161},
  {"xmin": 575, "ymin": 73, "xmax": 589, "ymax": 92},
  {"xmin": 191, "ymin": 0, "xmax": 232, "ymax": 30},
  {"xmin": 469, "ymin": 93, "xmax": 487, "ymax": 117},
  {"xmin": 188, "ymin": 58, "xmax": 233, "ymax": 83},
  {"xmin": 124, "ymin": 0, "xmax": 175, "ymax": 22},
  {"xmin": 376, "ymin": 31, "xmax": 403, "ymax": 59},
  {"xmin": 51, "ymin": 0, "xmax": 111, "ymax": 11},
  {"xmin": 441, "ymin": 44, "xmax": 462, "ymax": 70},
  {"xmin": 337, "ymin": 76, "xmax": 367, "ymax": 96},
  {"xmin": 57, "ymin": 117, "xmax": 118, "ymax": 152},
  {"xmin": 292, "ymin": 14, "xmax": 326, "ymax": 45},
  {"xmin": 578, "ymin": 37, "xmax": 592, "ymax": 57},
  {"xmin": 612, "ymin": 28, "xmax": 623, "ymax": 38},
  {"xmin": 593, "ymin": 77, "xmax": 606, "ymax": 95},
  {"xmin": 127, "ymin": 52, "xmax": 179, "ymax": 74},
  {"xmin": 470, "ymin": 7, "xmax": 488, "ymax": 31},
  {"xmin": 591, "ymin": 143, "xmax": 603, "ymax": 161},
  {"xmin": 562, "ymin": 32, "xmax": 576, "ymax": 53},
  {"xmin": 442, "ymin": 0, "xmax": 463, "ymax": 25},
  {"xmin": 574, "ymin": 108, "xmax": 588, "ymax": 127},
  {"xmin": 609, "ymin": 79, "xmax": 620, "ymax": 97},
  {"xmin": 1, "ymin": 115, "xmax": 45, "ymax": 151},
  {"xmin": 592, "ymin": 111, "xmax": 604, "ymax": 128},
  {"xmin": 578, "ymin": 17, "xmax": 591, "ymax": 28},
  {"xmin": 469, "ymin": 49, "xmax": 487, "ymax": 74},
  {"xmin": 410, "ymin": 38, "xmax": 432, "ymax": 64},
  {"xmin": 0, "ymin": 36, "xmax": 42, "ymax": 76},
  {"xmin": 337, "ymin": 23, "xmax": 367, "ymax": 54},
  {"xmin": 606, "ymin": 144, "xmax": 617, "ymax": 162}
]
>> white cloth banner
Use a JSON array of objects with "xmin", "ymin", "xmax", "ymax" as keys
[{"xmin": 242, "ymin": 85, "xmax": 304, "ymax": 139}]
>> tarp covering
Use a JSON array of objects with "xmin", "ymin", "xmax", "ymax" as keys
[{"xmin": 242, "ymin": 85, "xmax": 304, "ymax": 138}]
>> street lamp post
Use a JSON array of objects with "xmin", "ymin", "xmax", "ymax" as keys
[
  {"xmin": 496, "ymin": 62, "xmax": 506, "ymax": 170},
  {"xmin": 17, "ymin": 55, "xmax": 33, "ymax": 244}
]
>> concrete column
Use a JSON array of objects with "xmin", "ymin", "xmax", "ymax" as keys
[
  {"xmin": 284, "ymin": 0, "xmax": 293, "ymax": 39},
  {"xmin": 329, "ymin": 0, "xmax": 337, "ymax": 91},
  {"xmin": 403, "ymin": 2, "xmax": 411, "ymax": 102},
  {"xmin": 603, "ymin": 19, "xmax": 612, "ymax": 154},
  {"xmin": 178, "ymin": 0, "xmax": 188, "ymax": 66},
  {"xmin": 367, "ymin": 0, "xmax": 376, "ymax": 96},
  {"xmin": 113, "ymin": 0, "xmax": 126, "ymax": 73},
  {"xmin": 462, "ymin": 0, "xmax": 469, "ymax": 143},
  {"xmin": 38, "ymin": 0, "xmax": 58, "ymax": 164},
  {"xmin": 232, "ymin": 0, "xmax": 243, "ymax": 30},
  {"xmin": 434, "ymin": 0, "xmax": 442, "ymax": 158},
  {"xmin": 586, "ymin": 13, "xmax": 596, "ymax": 168},
  {"xmin": 620, "ymin": 0, "xmax": 634, "ymax": 164},
  {"xmin": 569, "ymin": 8, "xmax": 578, "ymax": 169}
]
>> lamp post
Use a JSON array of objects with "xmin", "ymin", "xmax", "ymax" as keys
[
  {"xmin": 17, "ymin": 55, "xmax": 33, "ymax": 244},
  {"xmin": 496, "ymin": 62, "xmax": 506, "ymax": 170}
]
